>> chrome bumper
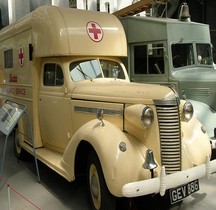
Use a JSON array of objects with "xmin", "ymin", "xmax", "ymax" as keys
[{"xmin": 122, "ymin": 156, "xmax": 216, "ymax": 197}]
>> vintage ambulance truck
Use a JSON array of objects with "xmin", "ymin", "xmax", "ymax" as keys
[
  {"xmin": 120, "ymin": 9, "xmax": 216, "ymax": 151},
  {"xmin": 0, "ymin": 6, "xmax": 216, "ymax": 210}
]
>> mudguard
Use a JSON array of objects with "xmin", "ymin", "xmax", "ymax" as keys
[{"xmin": 61, "ymin": 119, "xmax": 159, "ymax": 197}]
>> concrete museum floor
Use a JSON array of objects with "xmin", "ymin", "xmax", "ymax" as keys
[{"xmin": 0, "ymin": 133, "xmax": 216, "ymax": 210}]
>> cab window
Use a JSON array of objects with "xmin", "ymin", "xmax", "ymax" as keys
[
  {"xmin": 43, "ymin": 63, "xmax": 64, "ymax": 86},
  {"xmin": 171, "ymin": 43, "xmax": 194, "ymax": 68},
  {"xmin": 133, "ymin": 44, "xmax": 165, "ymax": 74}
]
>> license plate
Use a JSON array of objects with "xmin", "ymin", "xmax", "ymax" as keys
[{"xmin": 169, "ymin": 179, "xmax": 199, "ymax": 204}]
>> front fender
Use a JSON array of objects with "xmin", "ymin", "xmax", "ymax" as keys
[
  {"xmin": 181, "ymin": 115, "xmax": 212, "ymax": 168},
  {"xmin": 61, "ymin": 119, "xmax": 159, "ymax": 197},
  {"xmin": 188, "ymin": 99, "xmax": 216, "ymax": 139}
]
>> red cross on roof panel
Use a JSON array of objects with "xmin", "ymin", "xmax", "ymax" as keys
[{"xmin": 86, "ymin": 21, "xmax": 104, "ymax": 42}]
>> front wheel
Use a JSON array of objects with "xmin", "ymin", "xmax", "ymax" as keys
[{"xmin": 87, "ymin": 151, "xmax": 116, "ymax": 210}]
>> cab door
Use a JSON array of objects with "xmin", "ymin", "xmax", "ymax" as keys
[{"xmin": 39, "ymin": 58, "xmax": 71, "ymax": 152}]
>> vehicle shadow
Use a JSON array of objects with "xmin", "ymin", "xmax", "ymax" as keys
[
  {"xmin": 23, "ymin": 156, "xmax": 175, "ymax": 210},
  {"xmin": 15, "ymin": 152, "xmax": 185, "ymax": 210},
  {"xmin": 117, "ymin": 192, "xmax": 174, "ymax": 210}
]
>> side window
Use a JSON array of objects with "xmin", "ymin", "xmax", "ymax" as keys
[
  {"xmin": 134, "ymin": 44, "xmax": 165, "ymax": 74},
  {"xmin": 134, "ymin": 45, "xmax": 147, "ymax": 74},
  {"xmin": 4, "ymin": 49, "xmax": 13, "ymax": 68},
  {"xmin": 43, "ymin": 63, "xmax": 64, "ymax": 86}
]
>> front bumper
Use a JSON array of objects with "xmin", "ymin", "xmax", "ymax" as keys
[{"xmin": 122, "ymin": 156, "xmax": 216, "ymax": 197}]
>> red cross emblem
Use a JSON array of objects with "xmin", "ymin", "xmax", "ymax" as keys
[
  {"xmin": 18, "ymin": 45, "xmax": 24, "ymax": 67},
  {"xmin": 86, "ymin": 21, "xmax": 103, "ymax": 42}
]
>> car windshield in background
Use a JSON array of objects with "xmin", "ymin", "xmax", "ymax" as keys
[
  {"xmin": 70, "ymin": 59, "xmax": 125, "ymax": 81},
  {"xmin": 171, "ymin": 43, "xmax": 213, "ymax": 69},
  {"xmin": 196, "ymin": 43, "xmax": 213, "ymax": 65}
]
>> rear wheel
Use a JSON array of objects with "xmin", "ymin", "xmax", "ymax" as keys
[
  {"xmin": 87, "ymin": 151, "xmax": 116, "ymax": 210},
  {"xmin": 13, "ymin": 128, "xmax": 27, "ymax": 160}
]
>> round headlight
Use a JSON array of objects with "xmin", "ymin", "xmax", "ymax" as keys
[
  {"xmin": 141, "ymin": 107, "xmax": 154, "ymax": 128},
  {"xmin": 183, "ymin": 101, "xmax": 194, "ymax": 122}
]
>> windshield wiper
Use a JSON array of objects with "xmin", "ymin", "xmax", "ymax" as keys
[{"xmin": 76, "ymin": 66, "xmax": 92, "ymax": 81}]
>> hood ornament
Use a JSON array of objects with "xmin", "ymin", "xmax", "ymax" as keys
[{"xmin": 96, "ymin": 108, "xmax": 105, "ymax": 126}]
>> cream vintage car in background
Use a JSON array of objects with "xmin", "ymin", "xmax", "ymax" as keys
[{"xmin": 0, "ymin": 6, "xmax": 215, "ymax": 210}]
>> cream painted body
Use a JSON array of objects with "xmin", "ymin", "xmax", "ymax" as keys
[{"xmin": 0, "ymin": 6, "xmax": 215, "ymax": 200}]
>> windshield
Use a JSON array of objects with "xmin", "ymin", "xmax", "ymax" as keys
[
  {"xmin": 196, "ymin": 43, "xmax": 213, "ymax": 65},
  {"xmin": 171, "ymin": 43, "xmax": 213, "ymax": 69},
  {"xmin": 70, "ymin": 59, "xmax": 126, "ymax": 81}
]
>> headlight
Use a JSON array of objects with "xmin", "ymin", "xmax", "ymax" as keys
[
  {"xmin": 141, "ymin": 107, "xmax": 154, "ymax": 128},
  {"xmin": 125, "ymin": 104, "xmax": 155, "ymax": 130},
  {"xmin": 183, "ymin": 101, "xmax": 194, "ymax": 122}
]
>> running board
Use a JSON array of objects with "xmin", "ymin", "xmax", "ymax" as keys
[{"xmin": 22, "ymin": 142, "xmax": 72, "ymax": 181}]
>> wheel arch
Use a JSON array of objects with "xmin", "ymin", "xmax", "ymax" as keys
[
  {"xmin": 61, "ymin": 119, "xmax": 147, "ymax": 197},
  {"xmin": 74, "ymin": 140, "xmax": 94, "ymax": 177}
]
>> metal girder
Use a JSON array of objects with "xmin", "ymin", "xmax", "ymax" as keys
[{"xmin": 113, "ymin": 0, "xmax": 168, "ymax": 17}]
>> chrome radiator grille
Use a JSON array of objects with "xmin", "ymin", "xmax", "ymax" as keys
[{"xmin": 155, "ymin": 100, "xmax": 181, "ymax": 174}]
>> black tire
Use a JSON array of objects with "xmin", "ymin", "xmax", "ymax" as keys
[
  {"xmin": 87, "ymin": 151, "xmax": 116, "ymax": 210},
  {"xmin": 13, "ymin": 128, "xmax": 28, "ymax": 160}
]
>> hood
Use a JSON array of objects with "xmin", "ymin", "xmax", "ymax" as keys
[
  {"xmin": 172, "ymin": 67, "xmax": 216, "ymax": 81},
  {"xmin": 71, "ymin": 80, "xmax": 176, "ymax": 104}
]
